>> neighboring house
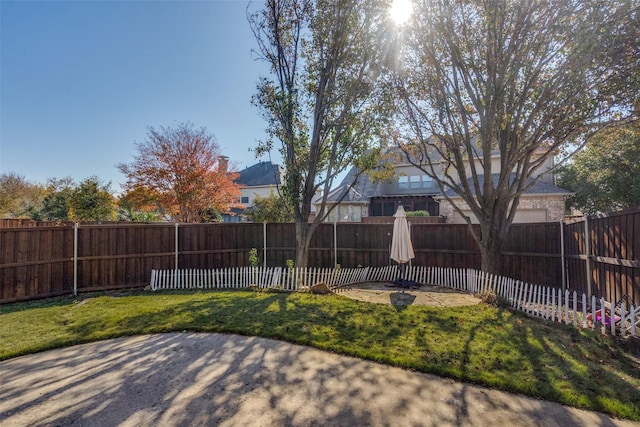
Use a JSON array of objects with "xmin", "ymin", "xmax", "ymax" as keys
[
  {"xmin": 438, "ymin": 174, "xmax": 571, "ymax": 224},
  {"xmin": 318, "ymin": 160, "xmax": 440, "ymax": 222},
  {"xmin": 222, "ymin": 161, "xmax": 284, "ymax": 222},
  {"xmin": 317, "ymin": 146, "xmax": 571, "ymax": 223},
  {"xmin": 316, "ymin": 179, "xmax": 372, "ymax": 222},
  {"xmin": 236, "ymin": 161, "xmax": 284, "ymax": 207}
]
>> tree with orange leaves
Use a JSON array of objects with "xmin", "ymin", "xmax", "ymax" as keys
[
  {"xmin": 117, "ymin": 186, "xmax": 163, "ymax": 222},
  {"xmin": 118, "ymin": 122, "xmax": 241, "ymax": 223}
]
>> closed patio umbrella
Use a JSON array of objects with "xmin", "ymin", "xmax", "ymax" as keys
[{"xmin": 390, "ymin": 205, "xmax": 415, "ymax": 268}]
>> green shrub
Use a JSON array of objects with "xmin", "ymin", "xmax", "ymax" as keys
[
  {"xmin": 407, "ymin": 210, "xmax": 430, "ymax": 217},
  {"xmin": 248, "ymin": 248, "xmax": 259, "ymax": 267}
]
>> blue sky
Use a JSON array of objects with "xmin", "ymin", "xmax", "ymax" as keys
[{"xmin": 1, "ymin": 0, "xmax": 273, "ymax": 192}]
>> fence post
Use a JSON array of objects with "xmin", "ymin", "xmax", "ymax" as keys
[
  {"xmin": 263, "ymin": 221, "xmax": 267, "ymax": 267},
  {"xmin": 334, "ymin": 222, "xmax": 338, "ymax": 268},
  {"xmin": 175, "ymin": 223, "xmax": 179, "ymax": 271},
  {"xmin": 73, "ymin": 223, "xmax": 79, "ymax": 296},
  {"xmin": 409, "ymin": 221, "xmax": 412, "ymax": 268},
  {"xmin": 560, "ymin": 220, "xmax": 566, "ymax": 292},
  {"xmin": 584, "ymin": 216, "xmax": 592, "ymax": 297}
]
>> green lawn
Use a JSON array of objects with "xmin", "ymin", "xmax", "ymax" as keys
[{"xmin": 1, "ymin": 289, "xmax": 639, "ymax": 420}]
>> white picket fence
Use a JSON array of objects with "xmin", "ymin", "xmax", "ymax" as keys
[
  {"xmin": 149, "ymin": 266, "xmax": 639, "ymax": 338},
  {"xmin": 150, "ymin": 266, "xmax": 373, "ymax": 291}
]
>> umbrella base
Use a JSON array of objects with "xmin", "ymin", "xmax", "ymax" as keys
[{"xmin": 388, "ymin": 279, "xmax": 421, "ymax": 289}]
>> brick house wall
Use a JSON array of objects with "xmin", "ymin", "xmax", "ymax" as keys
[{"xmin": 439, "ymin": 195, "xmax": 567, "ymax": 224}]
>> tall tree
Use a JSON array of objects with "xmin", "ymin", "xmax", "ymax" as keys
[
  {"xmin": 559, "ymin": 123, "xmax": 640, "ymax": 214},
  {"xmin": 69, "ymin": 176, "xmax": 116, "ymax": 221},
  {"xmin": 249, "ymin": 0, "xmax": 394, "ymax": 267},
  {"xmin": 118, "ymin": 122, "xmax": 242, "ymax": 223},
  {"xmin": 394, "ymin": 0, "xmax": 638, "ymax": 273},
  {"xmin": 0, "ymin": 173, "xmax": 46, "ymax": 219},
  {"xmin": 117, "ymin": 186, "xmax": 163, "ymax": 222},
  {"xmin": 41, "ymin": 177, "xmax": 76, "ymax": 221}
]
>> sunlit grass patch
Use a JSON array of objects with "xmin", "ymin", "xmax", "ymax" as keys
[{"xmin": 1, "ymin": 289, "xmax": 638, "ymax": 420}]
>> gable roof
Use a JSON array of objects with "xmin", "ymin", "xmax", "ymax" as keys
[
  {"xmin": 324, "ymin": 166, "xmax": 570, "ymax": 205},
  {"xmin": 323, "ymin": 167, "xmax": 383, "ymax": 203},
  {"xmin": 383, "ymin": 137, "xmax": 502, "ymax": 166},
  {"xmin": 320, "ymin": 141, "xmax": 568, "ymax": 205},
  {"xmin": 236, "ymin": 161, "xmax": 281, "ymax": 186}
]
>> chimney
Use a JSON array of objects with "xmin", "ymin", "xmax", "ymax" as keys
[{"xmin": 218, "ymin": 156, "xmax": 229, "ymax": 173}]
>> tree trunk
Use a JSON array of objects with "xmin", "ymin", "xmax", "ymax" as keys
[
  {"xmin": 294, "ymin": 220, "xmax": 314, "ymax": 268},
  {"xmin": 478, "ymin": 214, "xmax": 508, "ymax": 275},
  {"xmin": 479, "ymin": 235, "xmax": 502, "ymax": 274}
]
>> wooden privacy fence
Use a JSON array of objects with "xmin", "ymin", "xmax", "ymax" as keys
[
  {"xmin": 149, "ymin": 265, "xmax": 639, "ymax": 338},
  {"xmin": 1, "ymin": 208, "xmax": 639, "ymax": 304},
  {"xmin": 564, "ymin": 207, "xmax": 640, "ymax": 307}
]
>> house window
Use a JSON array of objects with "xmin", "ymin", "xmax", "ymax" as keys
[
  {"xmin": 398, "ymin": 175, "xmax": 408, "ymax": 189},
  {"xmin": 422, "ymin": 175, "xmax": 435, "ymax": 189},
  {"xmin": 383, "ymin": 202, "xmax": 396, "ymax": 216},
  {"xmin": 371, "ymin": 202, "xmax": 383, "ymax": 216},
  {"xmin": 414, "ymin": 200, "xmax": 427, "ymax": 211},
  {"xmin": 400, "ymin": 174, "xmax": 435, "ymax": 190},
  {"xmin": 241, "ymin": 196, "xmax": 249, "ymax": 204}
]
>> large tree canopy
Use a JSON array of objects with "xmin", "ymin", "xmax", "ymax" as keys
[
  {"xmin": 249, "ymin": 0, "xmax": 395, "ymax": 267},
  {"xmin": 559, "ymin": 123, "xmax": 640, "ymax": 214},
  {"xmin": 394, "ymin": 0, "xmax": 639, "ymax": 273},
  {"xmin": 118, "ymin": 122, "xmax": 241, "ymax": 223},
  {"xmin": 0, "ymin": 173, "xmax": 46, "ymax": 219},
  {"xmin": 117, "ymin": 186, "xmax": 163, "ymax": 222},
  {"xmin": 41, "ymin": 177, "xmax": 76, "ymax": 221},
  {"xmin": 68, "ymin": 176, "xmax": 116, "ymax": 221}
]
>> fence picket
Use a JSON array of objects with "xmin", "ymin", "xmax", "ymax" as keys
[
  {"xmin": 572, "ymin": 291, "xmax": 578, "ymax": 326},
  {"xmin": 610, "ymin": 297, "xmax": 616, "ymax": 336}
]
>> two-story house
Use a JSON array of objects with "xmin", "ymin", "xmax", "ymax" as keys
[
  {"xmin": 317, "ymin": 160, "xmax": 440, "ymax": 222},
  {"xmin": 222, "ymin": 161, "xmax": 284, "ymax": 222},
  {"xmin": 317, "ymin": 146, "xmax": 570, "ymax": 223},
  {"xmin": 235, "ymin": 161, "xmax": 284, "ymax": 208}
]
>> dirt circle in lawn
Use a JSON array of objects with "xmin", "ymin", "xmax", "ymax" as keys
[{"xmin": 334, "ymin": 282, "xmax": 481, "ymax": 307}]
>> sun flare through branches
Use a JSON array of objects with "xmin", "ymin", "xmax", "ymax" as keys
[{"xmin": 390, "ymin": 0, "xmax": 412, "ymax": 25}]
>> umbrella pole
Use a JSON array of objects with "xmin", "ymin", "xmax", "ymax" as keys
[
  {"xmin": 408, "ymin": 222, "xmax": 412, "ymax": 270},
  {"xmin": 398, "ymin": 263, "xmax": 406, "ymax": 293}
]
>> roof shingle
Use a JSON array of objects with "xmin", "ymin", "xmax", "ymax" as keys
[{"xmin": 236, "ymin": 161, "xmax": 281, "ymax": 186}]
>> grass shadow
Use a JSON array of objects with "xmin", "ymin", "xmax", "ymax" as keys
[{"xmin": 1, "ymin": 289, "xmax": 639, "ymax": 420}]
